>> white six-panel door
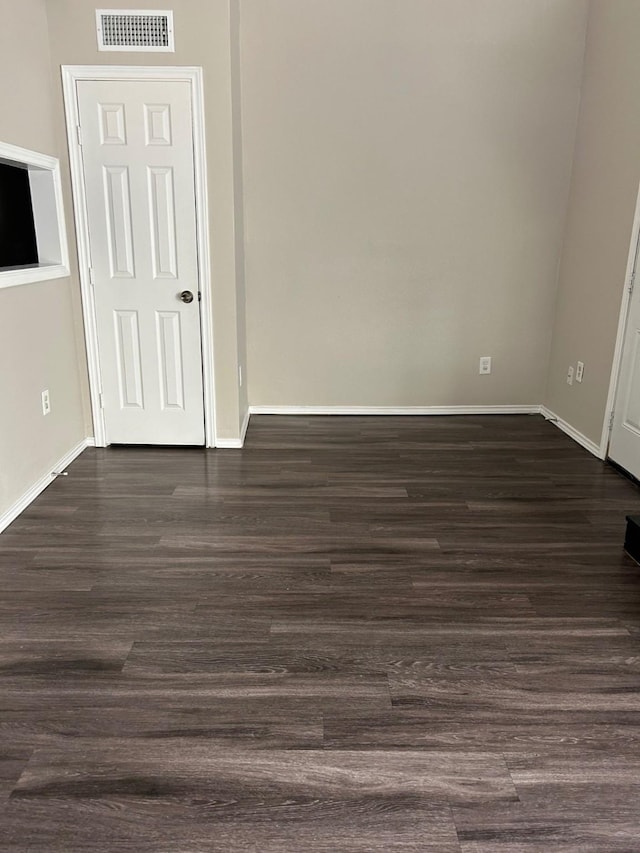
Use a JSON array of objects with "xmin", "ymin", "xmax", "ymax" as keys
[{"xmin": 77, "ymin": 80, "xmax": 205, "ymax": 445}]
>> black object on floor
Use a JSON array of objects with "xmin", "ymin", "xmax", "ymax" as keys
[{"xmin": 624, "ymin": 514, "xmax": 640, "ymax": 564}]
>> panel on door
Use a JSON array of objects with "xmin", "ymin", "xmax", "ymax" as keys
[{"xmin": 77, "ymin": 80, "xmax": 205, "ymax": 445}]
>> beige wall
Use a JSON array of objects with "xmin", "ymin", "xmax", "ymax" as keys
[
  {"xmin": 545, "ymin": 0, "xmax": 640, "ymax": 446},
  {"xmin": 241, "ymin": 0, "xmax": 588, "ymax": 408},
  {"xmin": 0, "ymin": 0, "xmax": 86, "ymax": 520},
  {"xmin": 45, "ymin": 0, "xmax": 248, "ymax": 440}
]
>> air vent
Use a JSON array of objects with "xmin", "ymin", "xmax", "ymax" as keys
[{"xmin": 96, "ymin": 10, "xmax": 174, "ymax": 52}]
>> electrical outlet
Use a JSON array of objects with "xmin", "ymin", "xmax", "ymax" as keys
[
  {"xmin": 576, "ymin": 361, "xmax": 584, "ymax": 383},
  {"xmin": 41, "ymin": 389, "xmax": 51, "ymax": 416},
  {"xmin": 566, "ymin": 366, "xmax": 574, "ymax": 386},
  {"xmin": 479, "ymin": 356, "xmax": 492, "ymax": 375},
  {"xmin": 239, "ymin": 365, "xmax": 243, "ymax": 387}
]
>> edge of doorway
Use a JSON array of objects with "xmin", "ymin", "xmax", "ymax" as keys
[
  {"xmin": 600, "ymin": 178, "xmax": 640, "ymax": 461},
  {"xmin": 61, "ymin": 65, "xmax": 218, "ymax": 449}
]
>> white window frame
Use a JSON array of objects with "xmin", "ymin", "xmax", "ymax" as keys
[{"xmin": 0, "ymin": 142, "xmax": 70, "ymax": 290}]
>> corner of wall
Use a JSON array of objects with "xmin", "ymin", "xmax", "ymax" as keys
[
  {"xmin": 231, "ymin": 0, "xmax": 250, "ymax": 443},
  {"xmin": 543, "ymin": 2, "xmax": 590, "ymax": 415},
  {"xmin": 542, "ymin": 1, "xmax": 640, "ymax": 449}
]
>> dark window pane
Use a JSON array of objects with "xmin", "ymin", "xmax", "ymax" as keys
[{"xmin": 0, "ymin": 163, "xmax": 38, "ymax": 268}]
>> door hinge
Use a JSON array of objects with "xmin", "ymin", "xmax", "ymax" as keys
[
  {"xmin": 629, "ymin": 271, "xmax": 636, "ymax": 295},
  {"xmin": 198, "ymin": 291, "xmax": 202, "ymax": 302},
  {"xmin": 98, "ymin": 392, "xmax": 104, "ymax": 410},
  {"xmin": 88, "ymin": 267, "xmax": 96, "ymax": 286},
  {"xmin": 76, "ymin": 125, "xmax": 83, "ymax": 146},
  {"xmin": 609, "ymin": 410, "xmax": 615, "ymax": 430}
]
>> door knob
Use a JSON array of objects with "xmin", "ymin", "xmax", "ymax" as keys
[{"xmin": 179, "ymin": 290, "xmax": 194, "ymax": 304}]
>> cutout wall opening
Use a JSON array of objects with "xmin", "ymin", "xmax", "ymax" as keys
[{"xmin": 0, "ymin": 141, "xmax": 70, "ymax": 289}]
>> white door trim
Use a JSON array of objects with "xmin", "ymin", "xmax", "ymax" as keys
[
  {"xmin": 62, "ymin": 65, "xmax": 217, "ymax": 448},
  {"xmin": 600, "ymin": 180, "xmax": 640, "ymax": 460}
]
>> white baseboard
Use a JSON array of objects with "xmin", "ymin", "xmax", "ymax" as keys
[
  {"xmin": 215, "ymin": 438, "xmax": 243, "ymax": 448},
  {"xmin": 249, "ymin": 405, "xmax": 542, "ymax": 416},
  {"xmin": 540, "ymin": 406, "xmax": 604, "ymax": 459},
  {"xmin": 215, "ymin": 410, "xmax": 251, "ymax": 449},
  {"xmin": 0, "ymin": 437, "xmax": 92, "ymax": 534},
  {"xmin": 240, "ymin": 408, "xmax": 250, "ymax": 444}
]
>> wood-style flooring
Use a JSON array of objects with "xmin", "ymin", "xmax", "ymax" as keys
[{"xmin": 1, "ymin": 414, "xmax": 640, "ymax": 851}]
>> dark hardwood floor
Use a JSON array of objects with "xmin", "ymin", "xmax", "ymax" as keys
[{"xmin": 1, "ymin": 414, "xmax": 640, "ymax": 851}]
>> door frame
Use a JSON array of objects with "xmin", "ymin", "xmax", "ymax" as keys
[
  {"xmin": 62, "ymin": 65, "xmax": 217, "ymax": 448},
  {"xmin": 600, "ymin": 180, "xmax": 640, "ymax": 459}
]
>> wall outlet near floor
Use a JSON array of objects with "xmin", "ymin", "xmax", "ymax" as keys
[
  {"xmin": 576, "ymin": 361, "xmax": 584, "ymax": 383},
  {"xmin": 239, "ymin": 365, "xmax": 243, "ymax": 387},
  {"xmin": 41, "ymin": 389, "xmax": 51, "ymax": 416},
  {"xmin": 566, "ymin": 366, "xmax": 574, "ymax": 386},
  {"xmin": 479, "ymin": 356, "xmax": 492, "ymax": 375}
]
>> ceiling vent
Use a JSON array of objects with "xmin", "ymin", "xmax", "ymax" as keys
[{"xmin": 96, "ymin": 10, "xmax": 175, "ymax": 52}]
